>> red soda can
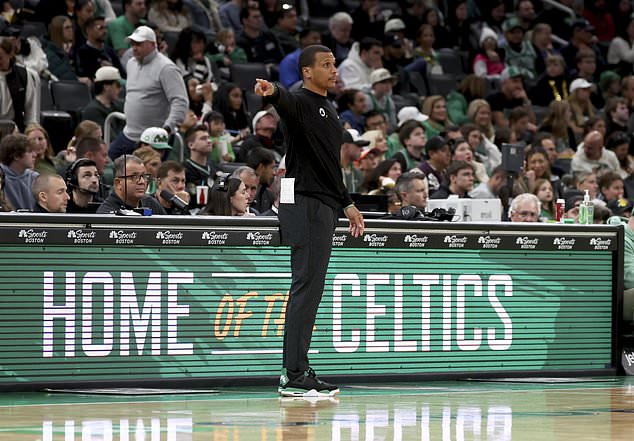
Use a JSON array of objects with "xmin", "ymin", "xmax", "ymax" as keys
[{"xmin": 556, "ymin": 198, "xmax": 565, "ymax": 222}]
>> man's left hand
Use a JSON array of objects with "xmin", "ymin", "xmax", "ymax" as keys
[{"xmin": 345, "ymin": 205, "xmax": 364, "ymax": 237}]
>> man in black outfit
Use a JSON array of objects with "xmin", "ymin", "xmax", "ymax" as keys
[{"xmin": 255, "ymin": 45, "xmax": 365, "ymax": 397}]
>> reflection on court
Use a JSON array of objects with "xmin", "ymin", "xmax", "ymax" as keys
[{"xmin": 1, "ymin": 378, "xmax": 632, "ymax": 440}]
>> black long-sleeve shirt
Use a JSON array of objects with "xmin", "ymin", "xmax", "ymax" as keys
[{"xmin": 267, "ymin": 85, "xmax": 353, "ymax": 209}]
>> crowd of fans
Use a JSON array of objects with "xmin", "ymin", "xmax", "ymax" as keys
[{"xmin": 0, "ymin": 0, "xmax": 633, "ymax": 225}]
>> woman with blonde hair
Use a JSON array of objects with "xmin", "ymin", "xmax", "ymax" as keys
[
  {"xmin": 421, "ymin": 95, "xmax": 452, "ymax": 139},
  {"xmin": 467, "ymin": 98, "xmax": 495, "ymax": 141},
  {"xmin": 538, "ymin": 100, "xmax": 577, "ymax": 153},
  {"xmin": 567, "ymin": 79, "xmax": 596, "ymax": 137},
  {"xmin": 57, "ymin": 120, "xmax": 103, "ymax": 168},
  {"xmin": 25, "ymin": 124, "xmax": 57, "ymax": 175}
]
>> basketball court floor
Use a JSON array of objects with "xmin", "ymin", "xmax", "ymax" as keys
[{"xmin": 0, "ymin": 376, "xmax": 632, "ymax": 440}]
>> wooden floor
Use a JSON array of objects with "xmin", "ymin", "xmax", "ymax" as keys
[{"xmin": 0, "ymin": 377, "xmax": 632, "ymax": 440}]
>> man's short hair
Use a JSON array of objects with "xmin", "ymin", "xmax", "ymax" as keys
[
  {"xmin": 398, "ymin": 120, "xmax": 425, "ymax": 150},
  {"xmin": 75, "ymin": 136, "xmax": 102, "ymax": 158},
  {"xmin": 490, "ymin": 165, "xmax": 508, "ymax": 179},
  {"xmin": 598, "ymin": 171, "xmax": 623, "ymax": 191},
  {"xmin": 298, "ymin": 44, "xmax": 332, "ymax": 72},
  {"xmin": 395, "ymin": 172, "xmax": 427, "ymax": 200},
  {"xmin": 113, "ymin": 154, "xmax": 144, "ymax": 177},
  {"xmin": 231, "ymin": 165, "xmax": 257, "ymax": 180},
  {"xmin": 32, "ymin": 173, "xmax": 63, "ymax": 201},
  {"xmin": 576, "ymin": 49, "xmax": 596, "ymax": 63},
  {"xmin": 0, "ymin": 134, "xmax": 33, "ymax": 165},
  {"xmin": 509, "ymin": 192, "xmax": 541, "ymax": 217},
  {"xmin": 84, "ymin": 15, "xmax": 104, "ymax": 30},
  {"xmin": 532, "ymin": 131, "xmax": 554, "ymax": 147},
  {"xmin": 359, "ymin": 37, "xmax": 382, "ymax": 53},
  {"xmin": 157, "ymin": 160, "xmax": 185, "ymax": 180},
  {"xmin": 445, "ymin": 160, "xmax": 474, "ymax": 177},
  {"xmin": 239, "ymin": 5, "xmax": 258, "ymax": 23},
  {"xmin": 328, "ymin": 11, "xmax": 353, "ymax": 29},
  {"xmin": 246, "ymin": 147, "xmax": 276, "ymax": 170},
  {"xmin": 605, "ymin": 96, "xmax": 627, "ymax": 117},
  {"xmin": 185, "ymin": 125, "xmax": 208, "ymax": 144}
]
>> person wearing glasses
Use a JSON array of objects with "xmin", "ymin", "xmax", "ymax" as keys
[
  {"xmin": 96, "ymin": 154, "xmax": 166, "ymax": 214},
  {"xmin": 509, "ymin": 192, "xmax": 541, "ymax": 222},
  {"xmin": 75, "ymin": 16, "xmax": 124, "ymax": 80}
]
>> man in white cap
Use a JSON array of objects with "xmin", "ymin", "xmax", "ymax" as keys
[
  {"xmin": 81, "ymin": 66, "xmax": 124, "ymax": 133},
  {"xmin": 108, "ymin": 25, "xmax": 188, "ymax": 161},
  {"xmin": 365, "ymin": 67, "xmax": 397, "ymax": 130},
  {"xmin": 237, "ymin": 107, "xmax": 284, "ymax": 162},
  {"xmin": 341, "ymin": 128, "xmax": 370, "ymax": 192},
  {"xmin": 138, "ymin": 127, "xmax": 172, "ymax": 160}
]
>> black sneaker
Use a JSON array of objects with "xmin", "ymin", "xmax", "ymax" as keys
[{"xmin": 278, "ymin": 367, "xmax": 340, "ymax": 397}]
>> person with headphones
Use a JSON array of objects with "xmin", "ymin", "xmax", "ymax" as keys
[{"xmin": 65, "ymin": 158, "xmax": 103, "ymax": 214}]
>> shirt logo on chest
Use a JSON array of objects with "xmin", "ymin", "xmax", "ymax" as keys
[{"xmin": 319, "ymin": 107, "xmax": 327, "ymax": 117}]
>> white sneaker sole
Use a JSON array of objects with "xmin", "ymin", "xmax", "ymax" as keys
[{"xmin": 278, "ymin": 387, "xmax": 340, "ymax": 398}]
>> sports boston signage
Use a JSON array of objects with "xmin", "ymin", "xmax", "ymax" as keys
[{"xmin": 0, "ymin": 215, "xmax": 623, "ymax": 389}]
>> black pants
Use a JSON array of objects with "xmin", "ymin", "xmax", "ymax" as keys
[{"xmin": 279, "ymin": 194, "xmax": 337, "ymax": 372}]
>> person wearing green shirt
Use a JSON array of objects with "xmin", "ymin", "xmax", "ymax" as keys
[{"xmin": 107, "ymin": 0, "xmax": 147, "ymax": 55}]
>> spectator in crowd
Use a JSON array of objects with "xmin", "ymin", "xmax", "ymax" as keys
[
  {"xmin": 472, "ymin": 26, "xmax": 504, "ymax": 78},
  {"xmin": 605, "ymin": 131, "xmax": 634, "ymax": 179},
  {"xmin": 73, "ymin": 0, "xmax": 97, "ymax": 49},
  {"xmin": 532, "ymin": 178, "xmax": 555, "ymax": 220},
  {"xmin": 363, "ymin": 158, "xmax": 402, "ymax": 195},
  {"xmin": 607, "ymin": 13, "xmax": 634, "ymax": 77},
  {"xmin": 171, "ymin": 27, "xmax": 217, "ymax": 83},
  {"xmin": 356, "ymin": 143, "xmax": 382, "ymax": 189},
  {"xmin": 401, "ymin": 0, "xmax": 427, "ymax": 42},
  {"xmin": 561, "ymin": 19, "xmax": 605, "ymax": 76},
  {"xmin": 508, "ymin": 106, "xmax": 535, "ymax": 144},
  {"xmin": 75, "ymin": 16, "xmax": 124, "ymax": 80},
  {"xmin": 467, "ymin": 99, "xmax": 495, "ymax": 143},
  {"xmin": 487, "ymin": 66, "xmax": 531, "ymax": 128},
  {"xmin": 417, "ymin": 135, "xmax": 451, "ymax": 193},
  {"xmin": 599, "ymin": 70, "xmax": 622, "ymax": 103},
  {"xmin": 184, "ymin": 125, "xmax": 219, "ymax": 208},
  {"xmin": 236, "ymin": 5, "xmax": 284, "ymax": 64},
  {"xmin": 65, "ymin": 158, "xmax": 102, "ymax": 213},
  {"xmin": 81, "ymin": 66, "xmax": 124, "ymax": 133},
  {"xmin": 351, "ymin": 0, "xmax": 386, "ymax": 42},
  {"xmin": 395, "ymin": 171, "xmax": 428, "ymax": 210},
  {"xmin": 414, "ymin": 24, "xmax": 442, "ymax": 74},
  {"xmin": 0, "ymin": 167, "xmax": 13, "ymax": 212},
  {"xmin": 25, "ymin": 124, "xmax": 57, "ymax": 175},
  {"xmin": 219, "ymin": 0, "xmax": 245, "ymax": 34},
  {"xmin": 183, "ymin": 75, "xmax": 214, "ymax": 117},
  {"xmin": 270, "ymin": 2, "xmax": 298, "ymax": 57},
  {"xmin": 200, "ymin": 174, "xmax": 252, "ymax": 216},
  {"xmin": 0, "ymin": 39, "xmax": 39, "ymax": 132},
  {"xmin": 340, "ymin": 129, "xmax": 369, "ymax": 193},
  {"xmin": 213, "ymin": 82, "xmax": 251, "ymax": 139},
  {"xmin": 572, "ymin": 171, "xmax": 599, "ymax": 201},
  {"xmin": 231, "ymin": 165, "xmax": 259, "ymax": 214},
  {"xmin": 535, "ymin": 0, "xmax": 574, "ymax": 41},
  {"xmin": 500, "ymin": 16, "xmax": 537, "ymax": 80},
  {"xmin": 279, "ymin": 28, "xmax": 321, "ymax": 88},
  {"xmin": 571, "ymin": 130, "xmax": 620, "ymax": 175},
  {"xmin": 381, "ymin": 33, "xmax": 419, "ymax": 83},
  {"xmin": 422, "ymin": 95, "xmax": 452, "ymax": 139},
  {"xmin": 74, "ymin": 136, "xmax": 110, "ymax": 199},
  {"xmin": 43, "ymin": 16, "xmax": 84, "ymax": 81},
  {"xmin": 449, "ymin": 137, "xmax": 488, "ymax": 184},
  {"xmin": 133, "ymin": 145, "xmax": 162, "ymax": 194},
  {"xmin": 430, "ymin": 160, "xmax": 475, "ymax": 199},
  {"xmin": 338, "ymin": 37, "xmax": 383, "ymax": 91},
  {"xmin": 538, "ymin": 100, "xmax": 577, "ymax": 153},
  {"xmin": 258, "ymin": 174, "xmax": 280, "ymax": 216},
  {"xmin": 203, "ymin": 111, "xmax": 235, "ymax": 164},
  {"xmin": 516, "ymin": 146, "xmax": 564, "ymax": 198},
  {"xmin": 96, "ymin": 154, "xmax": 165, "ymax": 214},
  {"xmin": 31, "ymin": 174, "xmax": 69, "ymax": 213},
  {"xmin": 574, "ymin": 50, "xmax": 604, "ymax": 109},
  {"xmin": 137, "ymin": 126, "xmax": 173, "ymax": 161},
  {"xmin": 360, "ymin": 129, "xmax": 388, "ymax": 160},
  {"xmin": 447, "ymin": 75, "xmax": 486, "ymax": 125},
  {"xmin": 531, "ymin": 22, "xmax": 558, "ymax": 76},
  {"xmin": 365, "ymin": 68, "xmax": 397, "ymax": 130},
  {"xmin": 471, "ymin": 165, "xmax": 508, "ymax": 199},
  {"xmin": 567, "ymin": 78, "xmax": 596, "ymax": 136},
  {"xmin": 107, "ymin": 0, "xmax": 147, "ymax": 56},
  {"xmin": 508, "ymin": 192, "xmax": 540, "ymax": 222},
  {"xmin": 209, "ymin": 28, "xmax": 248, "ymax": 70},
  {"xmin": 246, "ymin": 146, "xmax": 276, "ymax": 213},
  {"xmin": 383, "ymin": 17, "xmax": 414, "ymax": 59},
  {"xmin": 583, "ymin": 0, "xmax": 615, "ymax": 42},
  {"xmin": 154, "ymin": 160, "xmax": 190, "ymax": 214},
  {"xmin": 0, "ymin": 134, "xmax": 38, "ymax": 210},
  {"xmin": 148, "ymin": 0, "xmax": 192, "ymax": 33},
  {"xmin": 238, "ymin": 108, "xmax": 284, "ymax": 162},
  {"xmin": 338, "ymin": 88, "xmax": 367, "ymax": 133},
  {"xmin": 321, "ymin": 11, "xmax": 354, "ymax": 66},
  {"xmin": 607, "ymin": 197, "xmax": 633, "ymax": 218},
  {"xmin": 604, "ymin": 97, "xmax": 630, "ymax": 138},
  {"xmin": 109, "ymin": 26, "xmax": 188, "ymax": 160},
  {"xmin": 530, "ymin": 55, "xmax": 569, "ymax": 107},
  {"xmin": 393, "ymin": 120, "xmax": 427, "ymax": 172},
  {"xmin": 422, "ymin": 7, "xmax": 451, "ymax": 50},
  {"xmin": 599, "ymin": 171, "xmax": 625, "ymax": 202}
]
